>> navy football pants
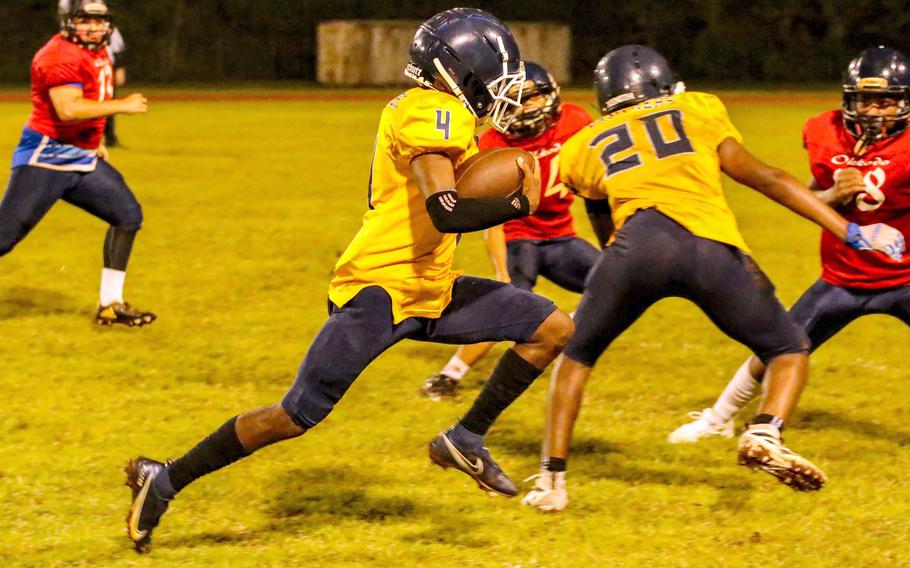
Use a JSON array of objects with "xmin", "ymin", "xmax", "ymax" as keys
[
  {"xmin": 789, "ymin": 278, "xmax": 910, "ymax": 350},
  {"xmin": 281, "ymin": 277, "xmax": 556, "ymax": 429},
  {"xmin": 506, "ymin": 236, "xmax": 599, "ymax": 292},
  {"xmin": 565, "ymin": 209, "xmax": 809, "ymax": 366},
  {"xmin": 0, "ymin": 162, "xmax": 142, "ymax": 256}
]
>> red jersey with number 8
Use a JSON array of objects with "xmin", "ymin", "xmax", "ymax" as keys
[
  {"xmin": 803, "ymin": 110, "xmax": 910, "ymax": 289},
  {"xmin": 479, "ymin": 103, "xmax": 593, "ymax": 241},
  {"xmin": 27, "ymin": 34, "xmax": 113, "ymax": 149}
]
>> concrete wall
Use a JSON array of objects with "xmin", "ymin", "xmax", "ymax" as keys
[{"xmin": 317, "ymin": 20, "xmax": 572, "ymax": 86}]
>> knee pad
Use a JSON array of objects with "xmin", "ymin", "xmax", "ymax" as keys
[
  {"xmin": 756, "ymin": 326, "xmax": 810, "ymax": 364},
  {"xmin": 117, "ymin": 203, "xmax": 143, "ymax": 231}
]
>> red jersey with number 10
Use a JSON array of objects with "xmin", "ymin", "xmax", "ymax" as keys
[
  {"xmin": 479, "ymin": 103, "xmax": 593, "ymax": 241},
  {"xmin": 27, "ymin": 34, "xmax": 113, "ymax": 149},
  {"xmin": 804, "ymin": 110, "xmax": 910, "ymax": 289}
]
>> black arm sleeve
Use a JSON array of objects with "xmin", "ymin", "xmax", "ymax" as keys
[
  {"xmin": 584, "ymin": 198, "xmax": 615, "ymax": 247},
  {"xmin": 425, "ymin": 190, "xmax": 530, "ymax": 233}
]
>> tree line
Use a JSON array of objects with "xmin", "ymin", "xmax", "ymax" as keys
[{"xmin": 1, "ymin": 0, "xmax": 907, "ymax": 84}]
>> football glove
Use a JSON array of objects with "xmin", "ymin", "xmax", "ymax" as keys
[{"xmin": 845, "ymin": 222, "xmax": 905, "ymax": 261}]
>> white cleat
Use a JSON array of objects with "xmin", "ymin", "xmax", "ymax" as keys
[
  {"xmin": 667, "ymin": 408, "xmax": 735, "ymax": 443},
  {"xmin": 522, "ymin": 471, "xmax": 568, "ymax": 512},
  {"xmin": 737, "ymin": 424, "xmax": 827, "ymax": 492}
]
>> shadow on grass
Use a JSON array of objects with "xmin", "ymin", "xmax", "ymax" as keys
[
  {"xmin": 166, "ymin": 465, "xmax": 488, "ymax": 550},
  {"xmin": 582, "ymin": 457, "xmax": 751, "ymax": 490},
  {"xmin": 790, "ymin": 408, "xmax": 910, "ymax": 446},
  {"xmin": 0, "ymin": 286, "xmax": 80, "ymax": 319},
  {"xmin": 489, "ymin": 426, "xmax": 623, "ymax": 458},
  {"xmin": 266, "ymin": 467, "xmax": 417, "ymax": 522}
]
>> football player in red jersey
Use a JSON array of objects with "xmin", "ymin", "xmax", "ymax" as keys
[
  {"xmin": 420, "ymin": 62, "xmax": 601, "ymax": 400},
  {"xmin": 0, "ymin": 0, "xmax": 154, "ymax": 326},
  {"xmin": 670, "ymin": 46, "xmax": 910, "ymax": 444}
]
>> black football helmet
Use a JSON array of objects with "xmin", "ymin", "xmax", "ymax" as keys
[
  {"xmin": 594, "ymin": 45, "xmax": 684, "ymax": 115},
  {"xmin": 842, "ymin": 47, "xmax": 910, "ymax": 152},
  {"xmin": 61, "ymin": 0, "xmax": 113, "ymax": 50},
  {"xmin": 405, "ymin": 8, "xmax": 525, "ymax": 133},
  {"xmin": 505, "ymin": 61, "xmax": 561, "ymax": 138}
]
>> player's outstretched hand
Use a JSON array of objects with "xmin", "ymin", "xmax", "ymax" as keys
[
  {"xmin": 119, "ymin": 93, "xmax": 148, "ymax": 115},
  {"xmin": 830, "ymin": 167, "xmax": 867, "ymax": 206},
  {"xmin": 846, "ymin": 222, "xmax": 905, "ymax": 261},
  {"xmin": 518, "ymin": 156, "xmax": 541, "ymax": 214}
]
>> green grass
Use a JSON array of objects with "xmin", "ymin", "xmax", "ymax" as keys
[{"xmin": 0, "ymin": 90, "xmax": 908, "ymax": 567}]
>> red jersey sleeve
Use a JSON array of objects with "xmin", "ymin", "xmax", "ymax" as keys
[
  {"xmin": 803, "ymin": 111, "xmax": 841, "ymax": 189},
  {"xmin": 478, "ymin": 129, "xmax": 509, "ymax": 151},
  {"xmin": 35, "ymin": 54, "xmax": 85, "ymax": 89},
  {"xmin": 558, "ymin": 103, "xmax": 594, "ymax": 135}
]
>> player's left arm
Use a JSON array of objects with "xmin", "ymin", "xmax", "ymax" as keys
[
  {"xmin": 582, "ymin": 196, "xmax": 614, "ymax": 248},
  {"xmin": 483, "ymin": 225, "xmax": 510, "ymax": 282},
  {"xmin": 414, "ymin": 152, "xmax": 536, "ymax": 233},
  {"xmin": 719, "ymin": 137, "xmax": 904, "ymax": 259}
]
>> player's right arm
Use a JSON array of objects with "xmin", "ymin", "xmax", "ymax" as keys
[
  {"xmin": 718, "ymin": 137, "xmax": 904, "ymax": 260},
  {"xmin": 414, "ymin": 152, "xmax": 538, "ymax": 233},
  {"xmin": 810, "ymin": 168, "xmax": 867, "ymax": 207},
  {"xmin": 49, "ymin": 85, "xmax": 146, "ymax": 121}
]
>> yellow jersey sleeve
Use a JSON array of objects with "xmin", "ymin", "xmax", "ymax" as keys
[
  {"xmin": 559, "ymin": 126, "xmax": 609, "ymax": 200},
  {"xmin": 690, "ymin": 92, "xmax": 742, "ymax": 148},
  {"xmin": 395, "ymin": 91, "xmax": 476, "ymax": 164}
]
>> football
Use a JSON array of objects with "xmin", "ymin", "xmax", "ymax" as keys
[{"xmin": 454, "ymin": 147, "xmax": 536, "ymax": 199}]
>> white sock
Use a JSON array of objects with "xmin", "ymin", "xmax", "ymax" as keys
[
  {"xmin": 710, "ymin": 360, "xmax": 761, "ymax": 424},
  {"xmin": 100, "ymin": 268, "xmax": 126, "ymax": 306},
  {"xmin": 440, "ymin": 355, "xmax": 471, "ymax": 381}
]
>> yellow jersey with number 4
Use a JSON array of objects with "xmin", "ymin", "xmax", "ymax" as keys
[
  {"xmin": 329, "ymin": 88, "xmax": 478, "ymax": 323},
  {"xmin": 560, "ymin": 91, "xmax": 750, "ymax": 252}
]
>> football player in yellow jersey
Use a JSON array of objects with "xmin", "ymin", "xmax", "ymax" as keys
[
  {"xmin": 523, "ymin": 45, "xmax": 905, "ymax": 511},
  {"xmin": 122, "ymin": 9, "xmax": 576, "ymax": 552}
]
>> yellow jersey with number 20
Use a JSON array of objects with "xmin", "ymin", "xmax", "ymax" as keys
[
  {"xmin": 329, "ymin": 88, "xmax": 478, "ymax": 323},
  {"xmin": 560, "ymin": 91, "xmax": 750, "ymax": 252}
]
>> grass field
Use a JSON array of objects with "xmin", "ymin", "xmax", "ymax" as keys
[{"xmin": 0, "ymin": 88, "xmax": 908, "ymax": 567}]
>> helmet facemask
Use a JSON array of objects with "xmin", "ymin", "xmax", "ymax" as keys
[
  {"xmin": 62, "ymin": 2, "xmax": 113, "ymax": 50},
  {"xmin": 404, "ymin": 9, "xmax": 524, "ymax": 133},
  {"xmin": 504, "ymin": 79, "xmax": 561, "ymax": 138},
  {"xmin": 486, "ymin": 54, "xmax": 526, "ymax": 133},
  {"xmin": 843, "ymin": 79, "xmax": 910, "ymax": 154}
]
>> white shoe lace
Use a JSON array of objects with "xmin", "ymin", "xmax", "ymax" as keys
[{"xmin": 522, "ymin": 471, "xmax": 567, "ymax": 511}]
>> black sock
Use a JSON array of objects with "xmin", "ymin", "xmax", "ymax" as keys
[
  {"xmin": 543, "ymin": 457, "xmax": 566, "ymax": 472},
  {"xmin": 459, "ymin": 349, "xmax": 543, "ymax": 436},
  {"xmin": 165, "ymin": 416, "xmax": 252, "ymax": 495},
  {"xmin": 751, "ymin": 413, "xmax": 785, "ymax": 431},
  {"xmin": 103, "ymin": 226, "xmax": 137, "ymax": 271}
]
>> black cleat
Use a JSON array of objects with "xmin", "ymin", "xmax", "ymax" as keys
[
  {"xmin": 429, "ymin": 429, "xmax": 518, "ymax": 496},
  {"xmin": 420, "ymin": 373, "xmax": 460, "ymax": 401},
  {"xmin": 124, "ymin": 457, "xmax": 171, "ymax": 553},
  {"xmin": 97, "ymin": 302, "xmax": 156, "ymax": 327}
]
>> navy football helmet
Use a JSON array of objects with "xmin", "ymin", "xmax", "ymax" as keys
[
  {"xmin": 405, "ymin": 8, "xmax": 525, "ymax": 133},
  {"xmin": 594, "ymin": 45, "xmax": 684, "ymax": 115},
  {"xmin": 842, "ymin": 46, "xmax": 910, "ymax": 151},
  {"xmin": 61, "ymin": 0, "xmax": 113, "ymax": 50},
  {"xmin": 505, "ymin": 61, "xmax": 561, "ymax": 138}
]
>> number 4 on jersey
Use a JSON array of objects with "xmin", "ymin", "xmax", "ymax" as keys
[
  {"xmin": 591, "ymin": 109, "xmax": 694, "ymax": 178},
  {"xmin": 436, "ymin": 109, "xmax": 451, "ymax": 140}
]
